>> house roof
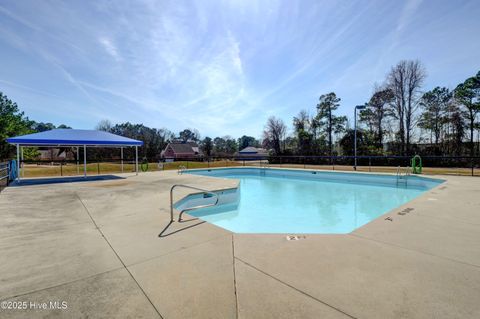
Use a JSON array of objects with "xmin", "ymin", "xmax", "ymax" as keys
[
  {"xmin": 6, "ymin": 129, "xmax": 143, "ymax": 146},
  {"xmin": 167, "ymin": 142, "xmax": 202, "ymax": 154},
  {"xmin": 239, "ymin": 146, "xmax": 268, "ymax": 154}
]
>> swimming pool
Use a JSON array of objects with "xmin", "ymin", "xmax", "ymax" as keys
[{"xmin": 180, "ymin": 168, "xmax": 443, "ymax": 234}]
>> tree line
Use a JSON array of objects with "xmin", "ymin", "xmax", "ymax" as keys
[
  {"xmin": 262, "ymin": 60, "xmax": 479, "ymax": 158},
  {"xmin": 96, "ymin": 120, "xmax": 261, "ymax": 160},
  {"xmin": 93, "ymin": 119, "xmax": 261, "ymax": 160},
  {"xmin": 0, "ymin": 96, "xmax": 261, "ymax": 160},
  {"xmin": 1, "ymin": 59, "xmax": 478, "ymax": 161},
  {"xmin": 0, "ymin": 92, "xmax": 74, "ymax": 160}
]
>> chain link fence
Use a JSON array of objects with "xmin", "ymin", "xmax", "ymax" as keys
[
  {"xmin": 0, "ymin": 162, "xmax": 10, "ymax": 192},
  {"xmin": 11, "ymin": 155, "xmax": 480, "ymax": 178}
]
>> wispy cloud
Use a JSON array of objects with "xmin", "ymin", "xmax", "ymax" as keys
[
  {"xmin": 396, "ymin": 0, "xmax": 424, "ymax": 32},
  {"xmin": 374, "ymin": 0, "xmax": 424, "ymax": 76},
  {"xmin": 0, "ymin": 0, "xmax": 478, "ymax": 137},
  {"xmin": 98, "ymin": 37, "xmax": 121, "ymax": 61}
]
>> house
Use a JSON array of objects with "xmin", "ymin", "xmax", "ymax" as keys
[
  {"xmin": 236, "ymin": 146, "xmax": 269, "ymax": 160},
  {"xmin": 161, "ymin": 142, "xmax": 203, "ymax": 160},
  {"xmin": 38, "ymin": 148, "xmax": 75, "ymax": 161}
]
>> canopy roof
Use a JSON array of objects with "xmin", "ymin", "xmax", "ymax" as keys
[{"xmin": 6, "ymin": 129, "xmax": 143, "ymax": 147}]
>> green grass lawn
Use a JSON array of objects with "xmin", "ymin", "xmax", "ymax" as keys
[
  {"xmin": 19, "ymin": 160, "xmax": 478, "ymax": 177},
  {"xmin": 20, "ymin": 160, "xmax": 242, "ymax": 177}
]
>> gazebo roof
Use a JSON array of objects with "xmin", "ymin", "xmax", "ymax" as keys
[{"xmin": 6, "ymin": 129, "xmax": 143, "ymax": 147}]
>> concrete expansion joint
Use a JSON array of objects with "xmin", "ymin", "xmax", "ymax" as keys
[
  {"xmin": 0, "ymin": 266, "xmax": 125, "ymax": 303},
  {"xmin": 348, "ymin": 233, "xmax": 480, "ymax": 270},
  {"xmin": 234, "ymin": 256, "xmax": 358, "ymax": 319},
  {"xmin": 75, "ymin": 192, "xmax": 165, "ymax": 319},
  {"xmin": 232, "ymin": 235, "xmax": 239, "ymax": 319},
  {"xmin": 125, "ymin": 233, "xmax": 232, "ymax": 268}
]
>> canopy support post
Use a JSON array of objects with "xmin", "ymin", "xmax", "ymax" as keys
[
  {"xmin": 83, "ymin": 145, "xmax": 87, "ymax": 178},
  {"xmin": 121, "ymin": 147, "xmax": 124, "ymax": 173},
  {"xmin": 76, "ymin": 146, "xmax": 79, "ymax": 175},
  {"xmin": 135, "ymin": 146, "xmax": 138, "ymax": 175},
  {"xmin": 16, "ymin": 144, "xmax": 20, "ymax": 182},
  {"xmin": 20, "ymin": 146, "xmax": 24, "ymax": 177}
]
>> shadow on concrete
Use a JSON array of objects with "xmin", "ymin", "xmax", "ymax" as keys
[
  {"xmin": 158, "ymin": 219, "xmax": 206, "ymax": 238},
  {"xmin": 10, "ymin": 175, "xmax": 125, "ymax": 187}
]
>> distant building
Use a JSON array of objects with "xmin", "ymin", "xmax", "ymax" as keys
[
  {"xmin": 236, "ymin": 146, "xmax": 269, "ymax": 159},
  {"xmin": 161, "ymin": 142, "xmax": 203, "ymax": 160},
  {"xmin": 38, "ymin": 148, "xmax": 75, "ymax": 161}
]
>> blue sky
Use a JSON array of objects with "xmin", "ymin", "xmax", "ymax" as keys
[{"xmin": 0, "ymin": 0, "xmax": 479, "ymax": 139}]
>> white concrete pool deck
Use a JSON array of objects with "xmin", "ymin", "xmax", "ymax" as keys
[{"xmin": 0, "ymin": 169, "xmax": 479, "ymax": 318}]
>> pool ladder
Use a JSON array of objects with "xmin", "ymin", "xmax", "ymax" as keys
[
  {"xmin": 260, "ymin": 162, "xmax": 269, "ymax": 176},
  {"xmin": 168, "ymin": 184, "xmax": 219, "ymax": 223},
  {"xmin": 177, "ymin": 165, "xmax": 187, "ymax": 175},
  {"xmin": 396, "ymin": 166, "xmax": 410, "ymax": 186}
]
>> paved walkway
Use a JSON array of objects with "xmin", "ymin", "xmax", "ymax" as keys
[{"xmin": 0, "ymin": 170, "xmax": 479, "ymax": 318}]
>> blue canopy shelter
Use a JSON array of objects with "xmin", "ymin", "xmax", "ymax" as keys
[{"xmin": 6, "ymin": 129, "xmax": 143, "ymax": 181}]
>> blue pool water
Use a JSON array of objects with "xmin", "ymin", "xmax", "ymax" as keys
[{"xmin": 182, "ymin": 168, "xmax": 443, "ymax": 234}]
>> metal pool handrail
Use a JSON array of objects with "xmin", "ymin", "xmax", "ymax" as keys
[
  {"xmin": 169, "ymin": 184, "xmax": 219, "ymax": 222},
  {"xmin": 177, "ymin": 165, "xmax": 187, "ymax": 174},
  {"xmin": 396, "ymin": 166, "xmax": 409, "ymax": 185}
]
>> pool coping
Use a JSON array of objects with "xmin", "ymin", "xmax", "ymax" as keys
[
  {"xmin": 1, "ymin": 170, "xmax": 479, "ymax": 318},
  {"xmin": 178, "ymin": 167, "xmax": 446, "ymax": 235},
  {"xmin": 184, "ymin": 165, "xmax": 446, "ymax": 180}
]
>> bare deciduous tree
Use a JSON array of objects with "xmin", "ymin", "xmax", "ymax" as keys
[
  {"xmin": 293, "ymin": 110, "xmax": 313, "ymax": 154},
  {"xmin": 263, "ymin": 116, "xmax": 287, "ymax": 155},
  {"xmin": 293, "ymin": 110, "xmax": 310, "ymax": 132},
  {"xmin": 95, "ymin": 119, "xmax": 112, "ymax": 132},
  {"xmin": 387, "ymin": 60, "xmax": 426, "ymax": 154}
]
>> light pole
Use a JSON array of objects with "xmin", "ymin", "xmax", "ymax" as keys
[{"xmin": 354, "ymin": 105, "xmax": 366, "ymax": 171}]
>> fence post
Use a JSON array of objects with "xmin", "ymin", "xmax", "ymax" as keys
[
  {"xmin": 60, "ymin": 162, "xmax": 63, "ymax": 176},
  {"xmin": 471, "ymin": 157, "xmax": 474, "ymax": 177},
  {"xmin": 6, "ymin": 162, "xmax": 9, "ymax": 187},
  {"xmin": 97, "ymin": 162, "xmax": 100, "ymax": 175},
  {"xmin": 7, "ymin": 161, "xmax": 10, "ymax": 186}
]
